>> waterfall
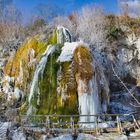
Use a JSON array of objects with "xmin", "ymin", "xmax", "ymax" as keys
[
  {"xmin": 77, "ymin": 59, "xmax": 109, "ymax": 127},
  {"xmin": 77, "ymin": 73, "xmax": 101, "ymax": 127},
  {"xmin": 57, "ymin": 26, "xmax": 72, "ymax": 44},
  {"xmin": 3, "ymin": 26, "xmax": 109, "ymax": 125},
  {"xmin": 28, "ymin": 45, "xmax": 56, "ymax": 114},
  {"xmin": 57, "ymin": 41, "xmax": 106, "ymax": 126}
]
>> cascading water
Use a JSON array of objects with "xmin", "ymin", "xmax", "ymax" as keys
[
  {"xmin": 28, "ymin": 45, "xmax": 56, "ymax": 115},
  {"xmin": 57, "ymin": 26, "xmax": 72, "ymax": 44},
  {"xmin": 77, "ymin": 74, "xmax": 101, "ymax": 125}
]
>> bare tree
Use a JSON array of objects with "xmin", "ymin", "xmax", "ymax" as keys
[
  {"xmin": 118, "ymin": 0, "xmax": 140, "ymax": 17},
  {"xmin": 25, "ymin": 17, "xmax": 46, "ymax": 36},
  {"xmin": 3, "ymin": 4, "xmax": 22, "ymax": 25},
  {"xmin": 0, "ymin": 0, "xmax": 22, "ymax": 27},
  {"xmin": 0, "ymin": 0, "xmax": 23, "ymax": 43},
  {"xmin": 76, "ymin": 5, "xmax": 107, "ymax": 50},
  {"xmin": 0, "ymin": 0, "xmax": 24, "ymax": 59},
  {"xmin": 0, "ymin": 0, "xmax": 13, "ymax": 21}
]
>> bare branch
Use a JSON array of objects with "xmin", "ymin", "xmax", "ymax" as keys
[{"xmin": 111, "ymin": 64, "xmax": 140, "ymax": 107}]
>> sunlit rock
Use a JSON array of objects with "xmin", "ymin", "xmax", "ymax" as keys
[{"xmin": 3, "ymin": 26, "xmax": 110, "ymax": 126}]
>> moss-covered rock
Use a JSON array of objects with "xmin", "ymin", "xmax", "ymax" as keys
[
  {"xmin": 36, "ymin": 45, "xmax": 61, "ymax": 114},
  {"xmin": 3, "ymin": 27, "xmax": 110, "ymax": 125},
  {"xmin": 29, "ymin": 45, "xmax": 78, "ymax": 115},
  {"xmin": 4, "ymin": 38, "xmax": 47, "ymax": 77},
  {"xmin": 57, "ymin": 61, "xmax": 78, "ymax": 115},
  {"xmin": 3, "ymin": 37, "xmax": 48, "ymax": 101},
  {"xmin": 73, "ymin": 46, "xmax": 93, "ymax": 81}
]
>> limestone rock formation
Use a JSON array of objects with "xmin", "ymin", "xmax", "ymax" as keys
[{"xmin": 2, "ymin": 26, "xmax": 110, "ymax": 124}]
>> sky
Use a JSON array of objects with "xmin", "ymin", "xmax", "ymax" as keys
[{"xmin": 13, "ymin": 0, "xmax": 119, "ymax": 17}]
